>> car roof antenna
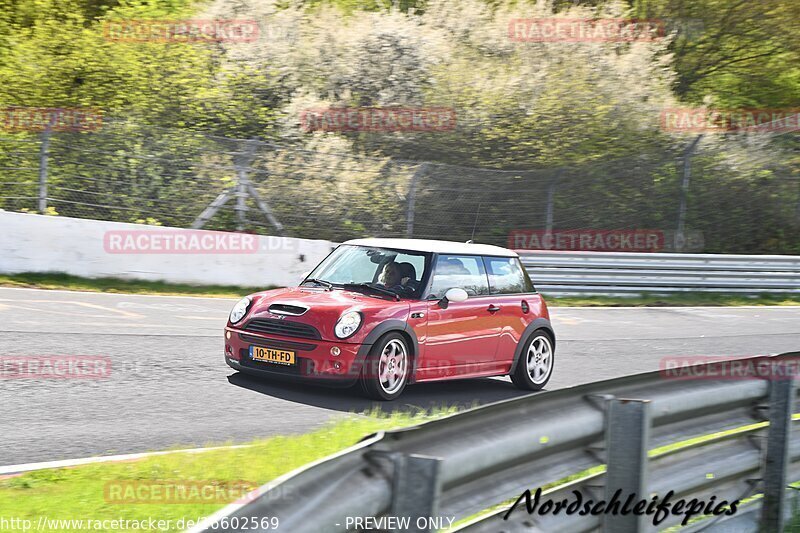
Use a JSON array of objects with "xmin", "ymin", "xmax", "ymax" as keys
[{"xmin": 468, "ymin": 202, "xmax": 482, "ymax": 244}]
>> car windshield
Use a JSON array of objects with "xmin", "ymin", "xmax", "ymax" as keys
[{"xmin": 303, "ymin": 245, "xmax": 430, "ymax": 299}]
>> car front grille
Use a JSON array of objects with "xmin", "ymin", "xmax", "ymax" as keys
[
  {"xmin": 242, "ymin": 318, "xmax": 321, "ymax": 340},
  {"xmin": 237, "ymin": 333, "xmax": 317, "ymax": 352}
]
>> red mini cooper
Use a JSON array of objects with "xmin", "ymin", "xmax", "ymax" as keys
[{"xmin": 224, "ymin": 239, "xmax": 555, "ymax": 400}]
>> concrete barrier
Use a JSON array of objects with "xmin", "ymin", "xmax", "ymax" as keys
[{"xmin": 0, "ymin": 211, "xmax": 334, "ymax": 287}]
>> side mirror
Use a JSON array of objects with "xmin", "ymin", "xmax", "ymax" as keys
[{"xmin": 439, "ymin": 287, "xmax": 469, "ymax": 309}]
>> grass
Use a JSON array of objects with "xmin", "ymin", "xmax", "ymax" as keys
[
  {"xmin": 2, "ymin": 272, "xmax": 799, "ymax": 306},
  {"xmin": 549, "ymin": 292, "xmax": 800, "ymax": 307},
  {"xmin": 0, "ymin": 408, "xmax": 457, "ymax": 533},
  {"xmin": 0, "ymin": 272, "xmax": 268, "ymax": 298}
]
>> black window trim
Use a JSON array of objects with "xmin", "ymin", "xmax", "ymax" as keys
[
  {"xmin": 422, "ymin": 252, "xmax": 493, "ymax": 300},
  {"xmin": 482, "ymin": 255, "xmax": 538, "ymax": 296}
]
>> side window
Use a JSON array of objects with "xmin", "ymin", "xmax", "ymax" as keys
[
  {"xmin": 428, "ymin": 255, "xmax": 489, "ymax": 298},
  {"xmin": 485, "ymin": 256, "xmax": 534, "ymax": 294}
]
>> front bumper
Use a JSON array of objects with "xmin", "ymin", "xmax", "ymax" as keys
[{"xmin": 224, "ymin": 326, "xmax": 366, "ymax": 386}]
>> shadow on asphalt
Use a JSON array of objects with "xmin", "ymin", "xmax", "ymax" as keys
[{"xmin": 226, "ymin": 372, "xmax": 533, "ymax": 413}]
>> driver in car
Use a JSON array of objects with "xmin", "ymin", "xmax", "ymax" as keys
[{"xmin": 379, "ymin": 262, "xmax": 417, "ymax": 295}]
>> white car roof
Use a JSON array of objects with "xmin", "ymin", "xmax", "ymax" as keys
[{"xmin": 342, "ymin": 238, "xmax": 518, "ymax": 258}]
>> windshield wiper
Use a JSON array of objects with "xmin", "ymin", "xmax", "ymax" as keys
[
  {"xmin": 303, "ymin": 278, "xmax": 333, "ymax": 290},
  {"xmin": 344, "ymin": 283, "xmax": 400, "ymax": 301}
]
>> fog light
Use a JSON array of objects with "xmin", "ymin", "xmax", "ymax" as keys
[
  {"xmin": 334, "ymin": 362, "xmax": 342, "ymax": 370},
  {"xmin": 330, "ymin": 346, "xmax": 341, "ymax": 356},
  {"xmin": 225, "ymin": 331, "xmax": 231, "ymax": 340},
  {"xmin": 226, "ymin": 345, "xmax": 233, "ymax": 355}
]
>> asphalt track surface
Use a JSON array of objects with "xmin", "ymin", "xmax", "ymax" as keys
[{"xmin": 1, "ymin": 287, "xmax": 798, "ymax": 466}]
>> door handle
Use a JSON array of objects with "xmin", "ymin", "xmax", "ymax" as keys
[{"xmin": 487, "ymin": 305, "xmax": 501, "ymax": 313}]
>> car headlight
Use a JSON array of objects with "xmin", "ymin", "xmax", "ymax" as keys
[
  {"xmin": 335, "ymin": 311, "xmax": 362, "ymax": 339},
  {"xmin": 229, "ymin": 297, "xmax": 252, "ymax": 324}
]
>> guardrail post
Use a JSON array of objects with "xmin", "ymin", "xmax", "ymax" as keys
[
  {"xmin": 389, "ymin": 453, "xmax": 443, "ymax": 533},
  {"xmin": 759, "ymin": 372, "xmax": 795, "ymax": 533},
  {"xmin": 603, "ymin": 398, "xmax": 651, "ymax": 533}
]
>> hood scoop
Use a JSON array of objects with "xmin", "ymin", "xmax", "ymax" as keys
[{"xmin": 268, "ymin": 303, "xmax": 309, "ymax": 316}]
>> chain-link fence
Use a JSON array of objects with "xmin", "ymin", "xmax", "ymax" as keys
[{"xmin": 1, "ymin": 118, "xmax": 798, "ymax": 253}]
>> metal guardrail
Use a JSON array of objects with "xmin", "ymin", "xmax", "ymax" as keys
[
  {"xmin": 518, "ymin": 251, "xmax": 800, "ymax": 295},
  {"xmin": 192, "ymin": 353, "xmax": 800, "ymax": 533}
]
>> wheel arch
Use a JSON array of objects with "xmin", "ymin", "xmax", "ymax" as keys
[
  {"xmin": 509, "ymin": 318, "xmax": 556, "ymax": 375},
  {"xmin": 353, "ymin": 320, "xmax": 419, "ymax": 382}
]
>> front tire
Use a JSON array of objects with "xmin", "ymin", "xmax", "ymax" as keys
[
  {"xmin": 510, "ymin": 330, "xmax": 554, "ymax": 391},
  {"xmin": 359, "ymin": 333, "xmax": 409, "ymax": 401}
]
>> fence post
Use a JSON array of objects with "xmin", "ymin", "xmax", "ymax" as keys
[
  {"xmin": 193, "ymin": 139, "xmax": 284, "ymax": 234},
  {"xmin": 192, "ymin": 189, "xmax": 233, "ymax": 229},
  {"xmin": 235, "ymin": 181, "xmax": 247, "ymax": 231},
  {"xmin": 233, "ymin": 140, "xmax": 257, "ymax": 232},
  {"xmin": 406, "ymin": 163, "xmax": 428, "ymax": 238},
  {"xmin": 544, "ymin": 170, "xmax": 561, "ymax": 234},
  {"xmin": 603, "ymin": 398, "xmax": 651, "ymax": 533},
  {"xmin": 387, "ymin": 453, "xmax": 443, "ymax": 533},
  {"xmin": 38, "ymin": 124, "xmax": 52, "ymax": 214},
  {"xmin": 796, "ymin": 179, "xmax": 800, "ymax": 222},
  {"xmin": 759, "ymin": 370, "xmax": 795, "ymax": 532},
  {"xmin": 242, "ymin": 139, "xmax": 285, "ymax": 236},
  {"xmin": 676, "ymin": 134, "xmax": 703, "ymax": 252},
  {"xmin": 244, "ymin": 181, "xmax": 285, "ymax": 236}
]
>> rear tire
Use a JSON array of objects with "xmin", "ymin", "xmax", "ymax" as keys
[
  {"xmin": 359, "ymin": 333, "xmax": 409, "ymax": 401},
  {"xmin": 510, "ymin": 330, "xmax": 554, "ymax": 391}
]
